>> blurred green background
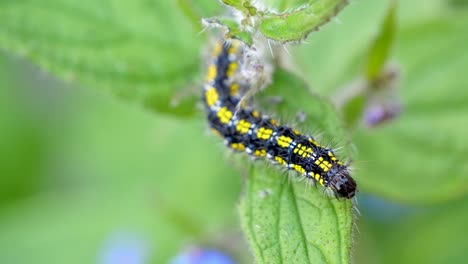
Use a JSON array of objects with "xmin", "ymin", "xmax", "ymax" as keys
[{"xmin": 1, "ymin": 0, "xmax": 468, "ymax": 263}]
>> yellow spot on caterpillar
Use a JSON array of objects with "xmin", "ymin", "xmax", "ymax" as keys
[
  {"xmin": 205, "ymin": 87, "xmax": 218, "ymax": 107},
  {"xmin": 315, "ymin": 156, "xmax": 324, "ymax": 165},
  {"xmin": 328, "ymin": 151, "xmax": 338, "ymax": 161},
  {"xmin": 236, "ymin": 120, "xmax": 251, "ymax": 134},
  {"xmin": 227, "ymin": 62, "xmax": 238, "ymax": 77},
  {"xmin": 308, "ymin": 138, "xmax": 322, "ymax": 147},
  {"xmin": 230, "ymin": 84, "xmax": 240, "ymax": 96},
  {"xmin": 252, "ymin": 111, "xmax": 260, "ymax": 118},
  {"xmin": 231, "ymin": 143, "xmax": 245, "ymax": 151},
  {"xmin": 257, "ymin": 127, "xmax": 273, "ymax": 140},
  {"xmin": 275, "ymin": 156, "xmax": 286, "ymax": 165},
  {"xmin": 314, "ymin": 173, "xmax": 320, "ymax": 181},
  {"xmin": 277, "ymin": 136, "xmax": 293, "ymax": 148},
  {"xmin": 293, "ymin": 164, "xmax": 305, "ymax": 174},
  {"xmin": 315, "ymin": 157, "xmax": 332, "ymax": 172},
  {"xmin": 293, "ymin": 144, "xmax": 313, "ymax": 158},
  {"xmin": 313, "ymin": 173, "xmax": 325, "ymax": 186},
  {"xmin": 206, "ymin": 64, "xmax": 217, "ymax": 82},
  {"xmin": 228, "ymin": 41, "xmax": 240, "ymax": 54},
  {"xmin": 319, "ymin": 164, "xmax": 329, "ymax": 172},
  {"xmin": 254, "ymin": 149, "xmax": 266, "ymax": 157},
  {"xmin": 270, "ymin": 119, "xmax": 279, "ymax": 126},
  {"xmin": 292, "ymin": 129, "xmax": 300, "ymax": 135},
  {"xmin": 217, "ymin": 107, "xmax": 232, "ymax": 124}
]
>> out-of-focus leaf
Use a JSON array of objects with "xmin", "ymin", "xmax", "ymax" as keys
[
  {"xmin": 0, "ymin": 1, "xmax": 220, "ymax": 117},
  {"xmin": 290, "ymin": 0, "xmax": 468, "ymax": 203},
  {"xmin": 380, "ymin": 199, "xmax": 468, "ymax": 264},
  {"xmin": 353, "ymin": 14, "xmax": 468, "ymax": 203},
  {"xmin": 356, "ymin": 198, "xmax": 468, "ymax": 264},
  {"xmin": 449, "ymin": 0, "xmax": 468, "ymax": 8},
  {"xmin": 0, "ymin": 56, "xmax": 45, "ymax": 204},
  {"xmin": 365, "ymin": 1, "xmax": 396, "ymax": 81},
  {"xmin": 258, "ymin": 70, "xmax": 350, "ymax": 149},
  {"xmin": 0, "ymin": 107, "xmax": 243, "ymax": 263},
  {"xmin": 292, "ymin": 1, "xmax": 443, "ymax": 94},
  {"xmin": 0, "ymin": 55, "xmax": 243, "ymax": 263},
  {"xmin": 292, "ymin": 1, "xmax": 388, "ymax": 94},
  {"xmin": 240, "ymin": 70, "xmax": 354, "ymax": 264},
  {"xmin": 342, "ymin": 94, "xmax": 366, "ymax": 130},
  {"xmin": 176, "ymin": 0, "xmax": 204, "ymax": 31}
]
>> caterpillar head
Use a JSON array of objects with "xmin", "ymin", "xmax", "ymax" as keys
[
  {"xmin": 328, "ymin": 167, "xmax": 356, "ymax": 199},
  {"xmin": 311, "ymin": 149, "xmax": 357, "ymax": 199}
]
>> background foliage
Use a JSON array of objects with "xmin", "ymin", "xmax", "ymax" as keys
[{"xmin": 1, "ymin": 0, "xmax": 467, "ymax": 263}]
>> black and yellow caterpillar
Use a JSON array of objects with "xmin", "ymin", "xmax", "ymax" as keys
[{"xmin": 202, "ymin": 39, "xmax": 357, "ymax": 199}]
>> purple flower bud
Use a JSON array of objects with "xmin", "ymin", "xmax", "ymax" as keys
[{"xmin": 364, "ymin": 103, "xmax": 402, "ymax": 127}]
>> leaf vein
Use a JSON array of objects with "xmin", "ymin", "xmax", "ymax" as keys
[
  {"xmin": 247, "ymin": 168, "xmax": 266, "ymax": 263},
  {"xmin": 276, "ymin": 182, "xmax": 285, "ymax": 264},
  {"xmin": 289, "ymin": 183, "xmax": 312, "ymax": 263}
]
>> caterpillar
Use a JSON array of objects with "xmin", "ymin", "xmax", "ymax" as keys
[{"xmin": 202, "ymin": 39, "xmax": 357, "ymax": 199}]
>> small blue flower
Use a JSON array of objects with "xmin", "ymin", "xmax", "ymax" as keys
[
  {"xmin": 170, "ymin": 248, "xmax": 235, "ymax": 264},
  {"xmin": 99, "ymin": 232, "xmax": 150, "ymax": 264}
]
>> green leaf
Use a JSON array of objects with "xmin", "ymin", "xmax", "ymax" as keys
[
  {"xmin": 240, "ymin": 165, "xmax": 353, "ymax": 264},
  {"xmin": 342, "ymin": 94, "xmax": 366, "ymax": 130},
  {"xmin": 0, "ymin": 54, "xmax": 244, "ymax": 263},
  {"xmin": 365, "ymin": 1, "xmax": 396, "ymax": 81},
  {"xmin": 219, "ymin": 0, "xmax": 349, "ymax": 43},
  {"xmin": 291, "ymin": 1, "xmax": 389, "ymax": 94},
  {"xmin": 0, "ymin": 0, "xmax": 220, "ymax": 117},
  {"xmin": 258, "ymin": 70, "xmax": 351, "ymax": 151},
  {"xmin": 289, "ymin": 1, "xmax": 468, "ymax": 203},
  {"xmin": 221, "ymin": 0, "xmax": 258, "ymax": 16},
  {"xmin": 262, "ymin": 0, "xmax": 309, "ymax": 11},
  {"xmin": 0, "ymin": 57, "xmax": 45, "ymax": 205},
  {"xmin": 259, "ymin": 0, "xmax": 349, "ymax": 43},
  {"xmin": 240, "ymin": 70, "xmax": 354, "ymax": 264},
  {"xmin": 354, "ymin": 13, "xmax": 468, "ymax": 203},
  {"xmin": 221, "ymin": 0, "xmax": 244, "ymax": 10},
  {"xmin": 202, "ymin": 17, "xmax": 254, "ymax": 46},
  {"xmin": 292, "ymin": 0, "xmax": 441, "ymax": 94},
  {"xmin": 381, "ymin": 200, "xmax": 468, "ymax": 264},
  {"xmin": 176, "ymin": 0, "xmax": 204, "ymax": 31},
  {"xmin": 356, "ymin": 198, "xmax": 468, "ymax": 264}
]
